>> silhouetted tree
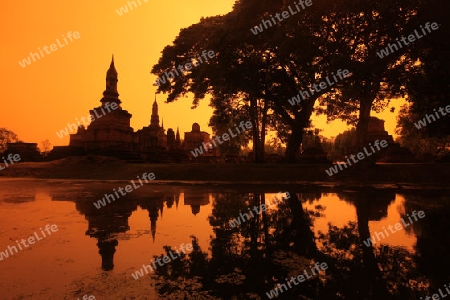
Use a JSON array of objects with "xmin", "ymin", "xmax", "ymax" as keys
[
  {"xmin": 0, "ymin": 128, "xmax": 19, "ymax": 153},
  {"xmin": 40, "ymin": 139, "xmax": 53, "ymax": 156},
  {"xmin": 396, "ymin": 104, "xmax": 450, "ymax": 158},
  {"xmin": 152, "ymin": 0, "xmax": 447, "ymax": 162}
]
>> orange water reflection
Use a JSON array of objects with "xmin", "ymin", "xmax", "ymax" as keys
[{"xmin": 0, "ymin": 180, "xmax": 444, "ymax": 299}]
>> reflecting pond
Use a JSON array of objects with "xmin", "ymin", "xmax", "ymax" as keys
[{"xmin": 0, "ymin": 179, "xmax": 449, "ymax": 299}]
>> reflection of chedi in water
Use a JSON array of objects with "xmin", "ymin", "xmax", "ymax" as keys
[
  {"xmin": 338, "ymin": 191, "xmax": 396, "ymax": 221},
  {"xmin": 184, "ymin": 191, "xmax": 210, "ymax": 215},
  {"xmin": 84, "ymin": 211, "xmax": 130, "ymax": 271},
  {"xmin": 50, "ymin": 188, "xmax": 209, "ymax": 270}
]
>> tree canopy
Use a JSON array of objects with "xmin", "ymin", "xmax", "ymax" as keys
[
  {"xmin": 0, "ymin": 128, "xmax": 19, "ymax": 153},
  {"xmin": 151, "ymin": 0, "xmax": 448, "ymax": 162}
]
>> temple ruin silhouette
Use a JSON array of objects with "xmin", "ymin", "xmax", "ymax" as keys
[{"xmin": 51, "ymin": 56, "xmax": 215, "ymax": 162}]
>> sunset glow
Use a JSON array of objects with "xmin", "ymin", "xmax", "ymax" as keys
[{"xmin": 0, "ymin": 1, "xmax": 403, "ymax": 147}]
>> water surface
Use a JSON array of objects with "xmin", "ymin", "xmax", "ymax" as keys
[{"xmin": 0, "ymin": 179, "xmax": 448, "ymax": 299}]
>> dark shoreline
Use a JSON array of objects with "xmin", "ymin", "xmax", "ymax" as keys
[{"xmin": 0, "ymin": 156, "xmax": 448, "ymax": 189}]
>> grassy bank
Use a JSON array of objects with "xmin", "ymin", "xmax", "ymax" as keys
[{"xmin": 0, "ymin": 156, "xmax": 448, "ymax": 186}]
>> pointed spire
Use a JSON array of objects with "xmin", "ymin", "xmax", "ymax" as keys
[
  {"xmin": 149, "ymin": 208, "xmax": 157, "ymax": 243},
  {"xmin": 175, "ymin": 194, "xmax": 180, "ymax": 209},
  {"xmin": 151, "ymin": 94, "xmax": 160, "ymax": 127},
  {"xmin": 151, "ymin": 225, "xmax": 156, "ymax": 243},
  {"xmin": 175, "ymin": 127, "xmax": 181, "ymax": 148},
  {"xmin": 107, "ymin": 54, "xmax": 117, "ymax": 76},
  {"xmin": 102, "ymin": 55, "xmax": 120, "ymax": 105}
]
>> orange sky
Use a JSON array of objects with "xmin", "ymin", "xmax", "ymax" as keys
[{"xmin": 0, "ymin": 1, "xmax": 405, "ymax": 147}]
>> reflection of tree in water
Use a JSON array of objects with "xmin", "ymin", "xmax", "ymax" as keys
[
  {"xmin": 152, "ymin": 192, "xmax": 320, "ymax": 299},
  {"xmin": 401, "ymin": 191, "xmax": 450, "ymax": 289},
  {"xmin": 152, "ymin": 236, "xmax": 213, "ymax": 299},
  {"xmin": 318, "ymin": 222, "xmax": 428, "ymax": 299},
  {"xmin": 151, "ymin": 191, "xmax": 431, "ymax": 299},
  {"xmin": 330, "ymin": 191, "xmax": 430, "ymax": 298}
]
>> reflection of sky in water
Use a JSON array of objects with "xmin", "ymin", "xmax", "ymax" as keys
[
  {"xmin": 303, "ymin": 193, "xmax": 416, "ymax": 251},
  {"xmin": 0, "ymin": 181, "xmax": 215, "ymax": 299},
  {"xmin": 0, "ymin": 180, "xmax": 439, "ymax": 299}
]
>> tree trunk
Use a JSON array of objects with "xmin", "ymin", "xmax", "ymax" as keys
[
  {"xmin": 286, "ymin": 192, "xmax": 318, "ymax": 257},
  {"xmin": 249, "ymin": 97, "xmax": 261, "ymax": 163},
  {"xmin": 355, "ymin": 195, "xmax": 391, "ymax": 299},
  {"xmin": 285, "ymin": 101, "xmax": 315, "ymax": 162},
  {"xmin": 285, "ymin": 118, "xmax": 304, "ymax": 162},
  {"xmin": 356, "ymin": 98, "xmax": 373, "ymax": 150},
  {"xmin": 260, "ymin": 101, "xmax": 268, "ymax": 162}
]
